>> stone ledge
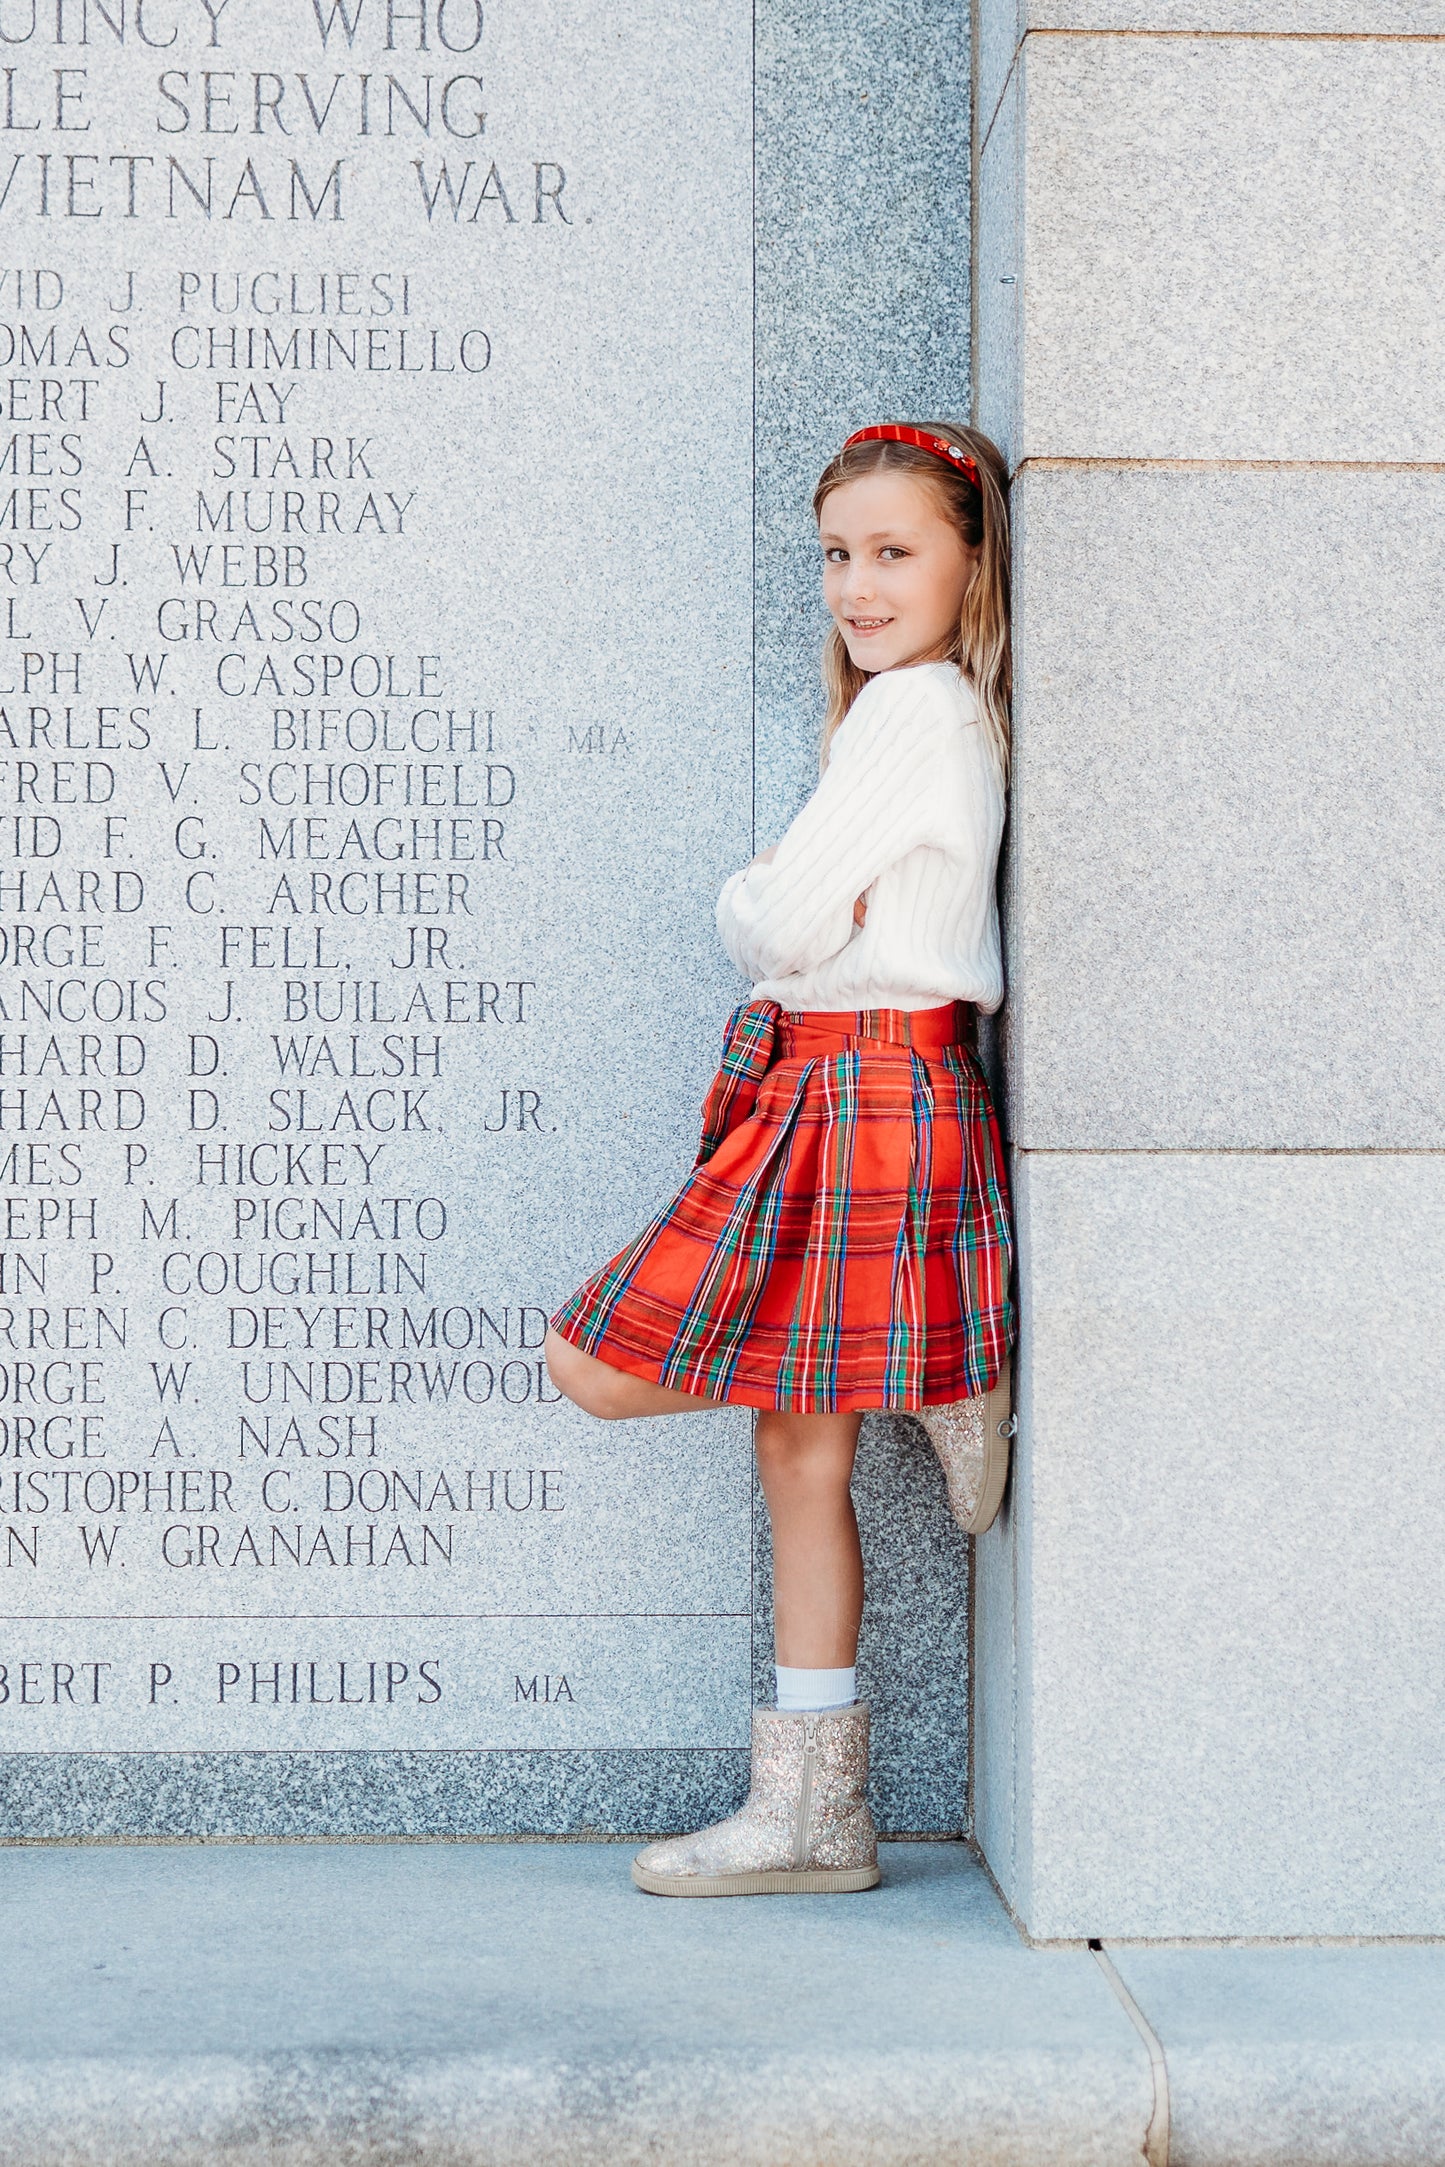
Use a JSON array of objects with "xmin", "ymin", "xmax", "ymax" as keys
[
  {"xmin": 1110, "ymin": 1944, "xmax": 1445, "ymax": 2167},
  {"xmin": 0, "ymin": 1841, "xmax": 1150, "ymax": 2167},
  {"xmin": 0, "ymin": 1840, "xmax": 1441, "ymax": 2166}
]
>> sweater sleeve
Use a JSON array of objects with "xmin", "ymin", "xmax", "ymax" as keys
[{"xmin": 717, "ymin": 671, "xmax": 949, "ymax": 984}]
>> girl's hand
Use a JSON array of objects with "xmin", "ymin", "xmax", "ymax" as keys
[{"xmin": 751, "ymin": 844, "xmax": 778, "ymax": 869}]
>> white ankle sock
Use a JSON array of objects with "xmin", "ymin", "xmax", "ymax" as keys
[{"xmin": 775, "ymin": 1664, "xmax": 856, "ymax": 1712}]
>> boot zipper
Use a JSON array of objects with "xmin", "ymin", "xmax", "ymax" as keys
[{"xmin": 792, "ymin": 1717, "xmax": 818, "ymax": 1868}]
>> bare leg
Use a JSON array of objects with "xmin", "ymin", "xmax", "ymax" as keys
[
  {"xmin": 754, "ymin": 1411, "xmax": 864, "ymax": 1668},
  {"xmin": 544, "ymin": 1326, "xmax": 726, "ymax": 1420}
]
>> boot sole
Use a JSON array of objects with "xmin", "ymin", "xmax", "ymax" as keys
[
  {"xmin": 961, "ymin": 1358, "xmax": 1015, "ymax": 1536},
  {"xmin": 631, "ymin": 1861, "xmax": 881, "ymax": 1898},
  {"xmin": 962, "ymin": 1420, "xmax": 1011, "ymax": 1535}
]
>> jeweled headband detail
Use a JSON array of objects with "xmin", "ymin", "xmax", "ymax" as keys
[{"xmin": 842, "ymin": 423, "xmax": 980, "ymax": 490}]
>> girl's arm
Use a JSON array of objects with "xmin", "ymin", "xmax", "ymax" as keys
[
  {"xmin": 718, "ymin": 672, "xmax": 949, "ymax": 983},
  {"xmin": 747, "ymin": 843, "xmax": 866, "ymax": 921}
]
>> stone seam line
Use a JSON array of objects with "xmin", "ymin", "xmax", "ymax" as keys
[
  {"xmin": 1025, "ymin": 25, "xmax": 1445, "ymax": 35},
  {"xmin": 1092, "ymin": 1942, "xmax": 1171, "ymax": 2167},
  {"xmin": 1017, "ymin": 456, "xmax": 1445, "ymax": 473}
]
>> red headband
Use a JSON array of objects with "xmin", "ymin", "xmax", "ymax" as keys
[{"xmin": 842, "ymin": 423, "xmax": 980, "ymax": 490}]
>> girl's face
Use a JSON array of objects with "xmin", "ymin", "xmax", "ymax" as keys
[{"xmin": 819, "ymin": 470, "xmax": 979, "ymax": 675}]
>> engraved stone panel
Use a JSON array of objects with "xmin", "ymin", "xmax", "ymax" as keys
[
  {"xmin": 0, "ymin": 0, "xmax": 755, "ymax": 1796},
  {"xmin": 0, "ymin": 0, "xmax": 979, "ymax": 1838}
]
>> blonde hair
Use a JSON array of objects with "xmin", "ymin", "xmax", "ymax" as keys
[{"xmin": 812, "ymin": 421, "xmax": 1012, "ymax": 781}]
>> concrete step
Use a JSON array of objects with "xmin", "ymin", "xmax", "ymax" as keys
[{"xmin": 0, "ymin": 1840, "xmax": 1439, "ymax": 2165}]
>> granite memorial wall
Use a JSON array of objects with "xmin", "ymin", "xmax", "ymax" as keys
[{"xmin": 0, "ymin": 0, "xmax": 975, "ymax": 1836}]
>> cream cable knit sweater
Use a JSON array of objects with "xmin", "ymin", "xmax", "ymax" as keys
[{"xmin": 716, "ymin": 661, "xmax": 1005, "ymax": 1015}]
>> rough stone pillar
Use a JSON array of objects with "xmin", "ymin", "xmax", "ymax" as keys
[
  {"xmin": 755, "ymin": 0, "xmax": 977, "ymax": 1835},
  {"xmin": 972, "ymin": 4, "xmax": 1445, "ymax": 1937}
]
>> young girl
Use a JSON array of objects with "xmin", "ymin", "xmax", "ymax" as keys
[{"xmin": 546, "ymin": 421, "xmax": 1015, "ymax": 1898}]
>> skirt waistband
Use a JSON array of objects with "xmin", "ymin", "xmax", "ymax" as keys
[{"xmin": 777, "ymin": 1001, "xmax": 970, "ymax": 1060}]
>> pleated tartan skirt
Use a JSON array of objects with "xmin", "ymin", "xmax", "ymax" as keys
[{"xmin": 551, "ymin": 999, "xmax": 1014, "ymax": 1414}]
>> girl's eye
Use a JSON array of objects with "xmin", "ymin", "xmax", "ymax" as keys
[
  {"xmin": 824, "ymin": 547, "xmax": 848, "ymax": 563},
  {"xmin": 880, "ymin": 546, "xmax": 908, "ymax": 560}
]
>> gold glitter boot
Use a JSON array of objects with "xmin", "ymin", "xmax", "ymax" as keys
[
  {"xmin": 916, "ymin": 1355, "xmax": 1015, "ymax": 1536},
  {"xmin": 631, "ymin": 1701, "xmax": 880, "ymax": 1897}
]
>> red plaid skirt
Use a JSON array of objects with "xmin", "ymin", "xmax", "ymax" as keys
[{"xmin": 551, "ymin": 999, "xmax": 1014, "ymax": 1414}]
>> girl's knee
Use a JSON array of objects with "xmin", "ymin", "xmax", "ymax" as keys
[
  {"xmin": 544, "ymin": 1329, "xmax": 631, "ymax": 1420},
  {"xmin": 754, "ymin": 1414, "xmax": 858, "ymax": 1492}
]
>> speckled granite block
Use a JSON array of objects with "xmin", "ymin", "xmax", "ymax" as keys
[
  {"xmin": 0, "ymin": 1750, "xmax": 750, "ymax": 1842},
  {"xmin": 980, "ymin": 1150, "xmax": 1445, "ymax": 1939},
  {"xmin": 1014, "ymin": 33, "xmax": 1445, "ymax": 460},
  {"xmin": 975, "ymin": 9, "xmax": 1445, "ymax": 360},
  {"xmin": 1005, "ymin": 463, "xmax": 1445, "ymax": 1149}
]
